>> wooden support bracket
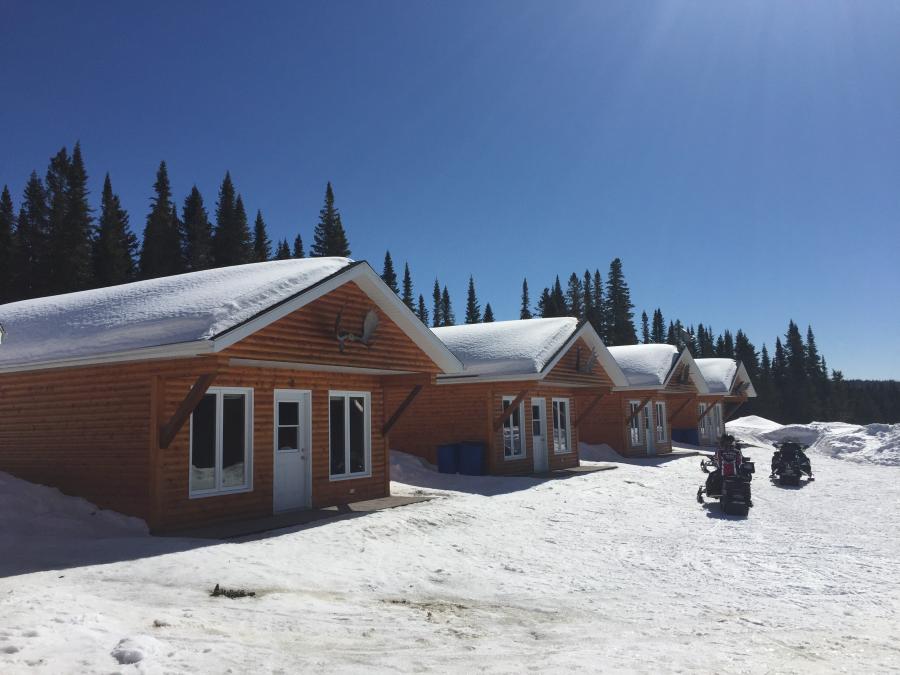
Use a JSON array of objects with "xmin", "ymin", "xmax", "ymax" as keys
[
  {"xmin": 574, "ymin": 390, "xmax": 608, "ymax": 428},
  {"xmin": 159, "ymin": 373, "xmax": 217, "ymax": 449},
  {"xmin": 625, "ymin": 396, "xmax": 653, "ymax": 425},
  {"xmin": 668, "ymin": 395, "xmax": 697, "ymax": 422},
  {"xmin": 493, "ymin": 389, "xmax": 530, "ymax": 431},
  {"xmin": 382, "ymin": 385, "xmax": 423, "ymax": 437}
]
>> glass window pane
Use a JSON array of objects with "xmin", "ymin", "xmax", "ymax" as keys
[
  {"xmin": 222, "ymin": 394, "xmax": 246, "ymax": 488},
  {"xmin": 330, "ymin": 397, "xmax": 346, "ymax": 475},
  {"xmin": 190, "ymin": 394, "xmax": 217, "ymax": 492},
  {"xmin": 531, "ymin": 404, "xmax": 541, "ymax": 437},
  {"xmin": 278, "ymin": 425, "xmax": 299, "ymax": 450},
  {"xmin": 349, "ymin": 396, "xmax": 366, "ymax": 473},
  {"xmin": 278, "ymin": 401, "xmax": 298, "ymax": 426}
]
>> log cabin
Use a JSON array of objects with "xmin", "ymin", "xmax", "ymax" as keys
[
  {"xmin": 386, "ymin": 318, "xmax": 629, "ymax": 475},
  {"xmin": 672, "ymin": 358, "xmax": 758, "ymax": 446},
  {"xmin": 579, "ymin": 344, "xmax": 710, "ymax": 456},
  {"xmin": 0, "ymin": 258, "xmax": 462, "ymax": 531}
]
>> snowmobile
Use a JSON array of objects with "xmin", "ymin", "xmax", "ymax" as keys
[
  {"xmin": 770, "ymin": 441, "xmax": 813, "ymax": 486},
  {"xmin": 696, "ymin": 434, "xmax": 755, "ymax": 516}
]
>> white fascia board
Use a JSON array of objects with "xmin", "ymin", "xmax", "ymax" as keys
[
  {"xmin": 0, "ymin": 340, "xmax": 213, "ymax": 374},
  {"xmin": 664, "ymin": 349, "xmax": 711, "ymax": 395},
  {"xmin": 210, "ymin": 262, "xmax": 463, "ymax": 374}
]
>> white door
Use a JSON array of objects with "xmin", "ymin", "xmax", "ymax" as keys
[
  {"xmin": 531, "ymin": 398, "xmax": 549, "ymax": 473},
  {"xmin": 273, "ymin": 390, "xmax": 311, "ymax": 512},
  {"xmin": 644, "ymin": 404, "xmax": 655, "ymax": 455}
]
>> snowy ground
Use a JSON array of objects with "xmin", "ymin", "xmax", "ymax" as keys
[{"xmin": 1, "ymin": 419, "xmax": 899, "ymax": 673}]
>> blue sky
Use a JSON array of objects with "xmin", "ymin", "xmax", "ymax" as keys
[{"xmin": 1, "ymin": 1, "xmax": 898, "ymax": 378}]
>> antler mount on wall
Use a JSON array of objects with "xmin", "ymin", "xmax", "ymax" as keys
[{"xmin": 334, "ymin": 306, "xmax": 379, "ymax": 353}]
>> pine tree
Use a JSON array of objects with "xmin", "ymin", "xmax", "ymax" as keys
[
  {"xmin": 432, "ymin": 279, "xmax": 442, "ymax": 328},
  {"xmin": 93, "ymin": 174, "xmax": 137, "ymax": 287},
  {"xmin": 292, "ymin": 234, "xmax": 304, "ymax": 258},
  {"xmin": 381, "ymin": 251, "xmax": 399, "ymax": 293},
  {"xmin": 181, "ymin": 186, "xmax": 213, "ymax": 271},
  {"xmin": 520, "ymin": 278, "xmax": 533, "ymax": 319},
  {"xmin": 274, "ymin": 239, "xmax": 291, "ymax": 260},
  {"xmin": 666, "ymin": 321, "xmax": 676, "ymax": 346},
  {"xmin": 401, "ymin": 263, "xmax": 414, "ymax": 310},
  {"xmin": 483, "ymin": 303, "xmax": 495, "ymax": 322},
  {"xmin": 416, "ymin": 294, "xmax": 429, "ymax": 325},
  {"xmin": 734, "ymin": 330, "xmax": 759, "ymax": 382},
  {"xmin": 591, "ymin": 269, "xmax": 605, "ymax": 339},
  {"xmin": 213, "ymin": 172, "xmax": 252, "ymax": 266},
  {"xmin": 641, "ymin": 311, "xmax": 650, "ymax": 344},
  {"xmin": 582, "ymin": 271, "xmax": 594, "ymax": 325},
  {"xmin": 44, "ymin": 147, "xmax": 70, "ymax": 293},
  {"xmin": 139, "ymin": 161, "xmax": 184, "ymax": 279},
  {"xmin": 537, "ymin": 288, "xmax": 553, "ymax": 318},
  {"xmin": 715, "ymin": 334, "xmax": 726, "ymax": 356},
  {"xmin": 566, "ymin": 272, "xmax": 583, "ymax": 319},
  {"xmin": 465, "ymin": 275, "xmax": 481, "ymax": 324},
  {"xmin": 0, "ymin": 186, "xmax": 14, "ymax": 302},
  {"xmin": 252, "ymin": 210, "xmax": 272, "ymax": 262},
  {"xmin": 311, "ymin": 182, "xmax": 350, "ymax": 257},
  {"xmin": 12, "ymin": 172, "xmax": 50, "ymax": 299},
  {"xmin": 441, "ymin": 285, "xmax": 455, "ymax": 326},
  {"xmin": 54, "ymin": 142, "xmax": 94, "ymax": 292},
  {"xmin": 651, "ymin": 309, "xmax": 666, "ymax": 343},
  {"xmin": 603, "ymin": 258, "xmax": 637, "ymax": 345}
]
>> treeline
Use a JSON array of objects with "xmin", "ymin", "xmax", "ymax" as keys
[
  {"xmin": 0, "ymin": 143, "xmax": 351, "ymax": 303},
  {"xmin": 2, "ymin": 144, "xmax": 897, "ymax": 424}
]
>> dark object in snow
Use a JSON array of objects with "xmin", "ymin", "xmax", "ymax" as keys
[
  {"xmin": 697, "ymin": 434, "xmax": 754, "ymax": 516},
  {"xmin": 210, "ymin": 584, "xmax": 256, "ymax": 599},
  {"xmin": 770, "ymin": 441, "xmax": 814, "ymax": 486}
]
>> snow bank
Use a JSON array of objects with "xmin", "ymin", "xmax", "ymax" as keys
[
  {"xmin": 433, "ymin": 317, "xmax": 578, "ymax": 375},
  {"xmin": 607, "ymin": 343, "xmax": 678, "ymax": 386},
  {"xmin": 0, "ymin": 257, "xmax": 353, "ymax": 367},
  {"xmin": 579, "ymin": 442, "xmax": 624, "ymax": 462},
  {"xmin": 728, "ymin": 416, "xmax": 900, "ymax": 466},
  {"xmin": 0, "ymin": 471, "xmax": 147, "ymax": 540},
  {"xmin": 694, "ymin": 358, "xmax": 737, "ymax": 394}
]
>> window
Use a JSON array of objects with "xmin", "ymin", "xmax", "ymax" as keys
[
  {"xmin": 655, "ymin": 401, "xmax": 666, "ymax": 442},
  {"xmin": 190, "ymin": 388, "xmax": 253, "ymax": 497},
  {"xmin": 628, "ymin": 401, "xmax": 642, "ymax": 447},
  {"xmin": 277, "ymin": 400, "xmax": 301, "ymax": 451},
  {"xmin": 532, "ymin": 403, "xmax": 543, "ymax": 438},
  {"xmin": 329, "ymin": 392, "xmax": 371, "ymax": 479},
  {"xmin": 502, "ymin": 396, "xmax": 525, "ymax": 459},
  {"xmin": 699, "ymin": 402, "xmax": 710, "ymax": 441},
  {"xmin": 552, "ymin": 398, "xmax": 571, "ymax": 454},
  {"xmin": 714, "ymin": 403, "xmax": 723, "ymax": 437}
]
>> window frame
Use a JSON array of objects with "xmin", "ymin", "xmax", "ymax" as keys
[
  {"xmin": 551, "ymin": 398, "xmax": 572, "ymax": 454},
  {"xmin": 655, "ymin": 401, "xmax": 667, "ymax": 443},
  {"xmin": 628, "ymin": 400, "xmax": 643, "ymax": 448},
  {"xmin": 501, "ymin": 395, "xmax": 526, "ymax": 460},
  {"xmin": 328, "ymin": 390, "xmax": 372, "ymax": 481},
  {"xmin": 188, "ymin": 386, "xmax": 254, "ymax": 499}
]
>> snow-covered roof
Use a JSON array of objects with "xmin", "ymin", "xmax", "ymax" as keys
[
  {"xmin": 433, "ymin": 318, "xmax": 628, "ymax": 385},
  {"xmin": 434, "ymin": 318, "xmax": 579, "ymax": 376},
  {"xmin": 696, "ymin": 358, "xmax": 757, "ymax": 398},
  {"xmin": 0, "ymin": 258, "xmax": 463, "ymax": 374},
  {"xmin": 608, "ymin": 344, "xmax": 680, "ymax": 388}
]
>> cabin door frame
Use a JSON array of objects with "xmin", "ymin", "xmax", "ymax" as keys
[
  {"xmin": 531, "ymin": 397, "xmax": 549, "ymax": 473},
  {"xmin": 273, "ymin": 389, "xmax": 313, "ymax": 512}
]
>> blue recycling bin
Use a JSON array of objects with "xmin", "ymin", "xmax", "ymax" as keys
[
  {"xmin": 458, "ymin": 441, "xmax": 486, "ymax": 476},
  {"xmin": 672, "ymin": 428, "xmax": 699, "ymax": 445},
  {"xmin": 437, "ymin": 443, "xmax": 460, "ymax": 474}
]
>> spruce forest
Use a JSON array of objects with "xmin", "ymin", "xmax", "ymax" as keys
[{"xmin": 1, "ymin": 144, "xmax": 896, "ymax": 425}]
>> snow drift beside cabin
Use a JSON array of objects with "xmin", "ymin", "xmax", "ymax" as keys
[
  {"xmin": 607, "ymin": 343, "xmax": 678, "ymax": 387},
  {"xmin": 0, "ymin": 257, "xmax": 353, "ymax": 368},
  {"xmin": 695, "ymin": 358, "xmax": 738, "ymax": 394},
  {"xmin": 433, "ymin": 317, "xmax": 578, "ymax": 376}
]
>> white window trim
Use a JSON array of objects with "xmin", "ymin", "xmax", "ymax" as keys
[
  {"xmin": 274, "ymin": 389, "xmax": 312, "ymax": 454},
  {"xmin": 501, "ymin": 395, "xmax": 526, "ymax": 460},
  {"xmin": 655, "ymin": 401, "xmax": 667, "ymax": 443},
  {"xmin": 552, "ymin": 398, "xmax": 572, "ymax": 454},
  {"xmin": 328, "ymin": 390, "xmax": 372, "ymax": 481},
  {"xmin": 628, "ymin": 400, "xmax": 643, "ymax": 448},
  {"xmin": 189, "ymin": 387, "xmax": 254, "ymax": 499}
]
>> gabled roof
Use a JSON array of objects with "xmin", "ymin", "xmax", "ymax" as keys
[
  {"xmin": 0, "ymin": 258, "xmax": 463, "ymax": 374},
  {"xmin": 434, "ymin": 318, "xmax": 628, "ymax": 385},
  {"xmin": 606, "ymin": 343, "xmax": 709, "ymax": 393},
  {"xmin": 695, "ymin": 358, "xmax": 758, "ymax": 398}
]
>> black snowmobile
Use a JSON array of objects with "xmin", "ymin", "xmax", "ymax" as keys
[
  {"xmin": 697, "ymin": 434, "xmax": 755, "ymax": 516},
  {"xmin": 770, "ymin": 441, "xmax": 813, "ymax": 486}
]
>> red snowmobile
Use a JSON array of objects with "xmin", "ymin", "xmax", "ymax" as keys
[{"xmin": 697, "ymin": 434, "xmax": 755, "ymax": 516}]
